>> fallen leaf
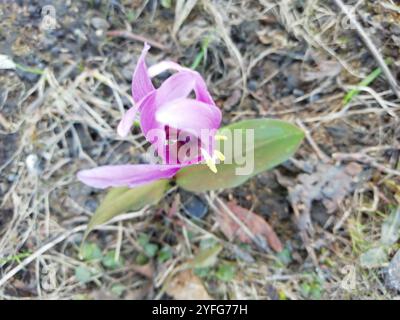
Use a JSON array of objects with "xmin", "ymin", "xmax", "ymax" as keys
[
  {"xmin": 223, "ymin": 89, "xmax": 241, "ymax": 111},
  {"xmin": 216, "ymin": 200, "xmax": 283, "ymax": 252},
  {"xmin": 302, "ymin": 60, "xmax": 341, "ymax": 81},
  {"xmin": 166, "ymin": 270, "xmax": 212, "ymax": 300},
  {"xmin": 130, "ymin": 263, "xmax": 154, "ymax": 279},
  {"xmin": 187, "ymin": 244, "xmax": 223, "ymax": 269},
  {"xmin": 288, "ymin": 160, "xmax": 363, "ymax": 231}
]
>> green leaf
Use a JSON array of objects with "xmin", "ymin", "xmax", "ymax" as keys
[
  {"xmin": 102, "ymin": 250, "xmax": 124, "ymax": 270},
  {"xmin": 160, "ymin": 0, "xmax": 172, "ymax": 9},
  {"xmin": 75, "ymin": 266, "xmax": 93, "ymax": 284},
  {"xmin": 80, "ymin": 243, "xmax": 102, "ymax": 261},
  {"xmin": 137, "ymin": 233, "xmax": 150, "ymax": 247},
  {"xmin": 215, "ymin": 263, "xmax": 236, "ymax": 282},
  {"xmin": 190, "ymin": 37, "xmax": 210, "ymax": 70},
  {"xmin": 143, "ymin": 243, "xmax": 159, "ymax": 257},
  {"xmin": 188, "ymin": 244, "xmax": 223, "ymax": 269},
  {"xmin": 136, "ymin": 253, "xmax": 149, "ymax": 265},
  {"xmin": 343, "ymin": 58, "xmax": 391, "ymax": 105},
  {"xmin": 194, "ymin": 267, "xmax": 210, "ymax": 278},
  {"xmin": 84, "ymin": 179, "xmax": 169, "ymax": 238},
  {"xmin": 110, "ymin": 284, "xmax": 126, "ymax": 297},
  {"xmin": 176, "ymin": 119, "xmax": 304, "ymax": 192},
  {"xmin": 137, "ymin": 233, "xmax": 159, "ymax": 258},
  {"xmin": 277, "ymin": 247, "xmax": 292, "ymax": 266},
  {"xmin": 158, "ymin": 246, "xmax": 173, "ymax": 263}
]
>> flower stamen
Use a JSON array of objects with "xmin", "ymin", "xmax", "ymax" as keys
[
  {"xmin": 215, "ymin": 134, "xmax": 227, "ymax": 141},
  {"xmin": 201, "ymin": 148, "xmax": 218, "ymax": 173},
  {"xmin": 214, "ymin": 150, "xmax": 225, "ymax": 162}
]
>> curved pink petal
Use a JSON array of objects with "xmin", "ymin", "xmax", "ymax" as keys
[
  {"xmin": 117, "ymin": 89, "xmax": 158, "ymax": 137},
  {"xmin": 139, "ymin": 71, "xmax": 203, "ymax": 142},
  {"xmin": 120, "ymin": 71, "xmax": 199, "ymax": 138},
  {"xmin": 117, "ymin": 105, "xmax": 138, "ymax": 137},
  {"xmin": 155, "ymin": 71, "xmax": 196, "ymax": 106},
  {"xmin": 77, "ymin": 164, "xmax": 181, "ymax": 189},
  {"xmin": 148, "ymin": 61, "xmax": 215, "ymax": 105},
  {"xmin": 138, "ymin": 91, "xmax": 168, "ymax": 160},
  {"xmin": 139, "ymin": 91, "xmax": 160, "ymax": 137},
  {"xmin": 132, "ymin": 43, "xmax": 155, "ymax": 104},
  {"xmin": 148, "ymin": 61, "xmax": 185, "ymax": 77},
  {"xmin": 155, "ymin": 98, "xmax": 221, "ymax": 136}
]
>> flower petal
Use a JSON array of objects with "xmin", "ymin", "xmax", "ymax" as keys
[
  {"xmin": 139, "ymin": 91, "xmax": 161, "ymax": 137},
  {"xmin": 148, "ymin": 61, "xmax": 184, "ymax": 77},
  {"xmin": 121, "ymin": 71, "xmax": 198, "ymax": 138},
  {"xmin": 155, "ymin": 71, "xmax": 196, "ymax": 106},
  {"xmin": 148, "ymin": 61, "xmax": 215, "ymax": 105},
  {"xmin": 132, "ymin": 43, "xmax": 155, "ymax": 104},
  {"xmin": 117, "ymin": 105, "xmax": 138, "ymax": 137},
  {"xmin": 117, "ymin": 89, "xmax": 157, "ymax": 137},
  {"xmin": 155, "ymin": 98, "xmax": 221, "ymax": 136},
  {"xmin": 77, "ymin": 164, "xmax": 181, "ymax": 189}
]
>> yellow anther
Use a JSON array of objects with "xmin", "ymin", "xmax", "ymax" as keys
[
  {"xmin": 201, "ymin": 148, "xmax": 218, "ymax": 174},
  {"xmin": 214, "ymin": 150, "xmax": 225, "ymax": 162},
  {"xmin": 214, "ymin": 134, "xmax": 227, "ymax": 141},
  {"xmin": 205, "ymin": 159, "xmax": 218, "ymax": 173}
]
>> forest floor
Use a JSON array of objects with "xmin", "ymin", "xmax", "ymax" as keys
[{"xmin": 0, "ymin": 0, "xmax": 400, "ymax": 300}]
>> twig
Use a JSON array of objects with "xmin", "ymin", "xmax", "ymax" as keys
[
  {"xmin": 333, "ymin": 0, "xmax": 400, "ymax": 100},
  {"xmin": 106, "ymin": 30, "xmax": 167, "ymax": 51},
  {"xmin": 333, "ymin": 152, "xmax": 400, "ymax": 176},
  {"xmin": 296, "ymin": 119, "xmax": 330, "ymax": 162}
]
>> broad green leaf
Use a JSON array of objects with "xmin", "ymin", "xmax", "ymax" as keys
[
  {"xmin": 84, "ymin": 179, "xmax": 169, "ymax": 238},
  {"xmin": 176, "ymin": 119, "xmax": 304, "ymax": 192}
]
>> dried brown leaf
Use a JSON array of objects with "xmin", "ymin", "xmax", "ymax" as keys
[
  {"xmin": 216, "ymin": 201, "xmax": 283, "ymax": 252},
  {"xmin": 166, "ymin": 270, "xmax": 212, "ymax": 300}
]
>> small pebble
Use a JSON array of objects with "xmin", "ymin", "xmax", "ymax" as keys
[
  {"xmin": 309, "ymin": 94, "xmax": 321, "ymax": 103},
  {"xmin": 84, "ymin": 199, "xmax": 98, "ymax": 212},
  {"xmin": 7, "ymin": 174, "xmax": 17, "ymax": 182},
  {"xmin": 25, "ymin": 154, "xmax": 42, "ymax": 176},
  {"xmin": 247, "ymin": 80, "xmax": 258, "ymax": 92},
  {"xmin": 183, "ymin": 196, "xmax": 208, "ymax": 219},
  {"xmin": 293, "ymin": 88, "xmax": 304, "ymax": 97},
  {"xmin": 91, "ymin": 17, "xmax": 110, "ymax": 30}
]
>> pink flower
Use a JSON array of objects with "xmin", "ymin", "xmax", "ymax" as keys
[{"xmin": 77, "ymin": 44, "xmax": 222, "ymax": 189}]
